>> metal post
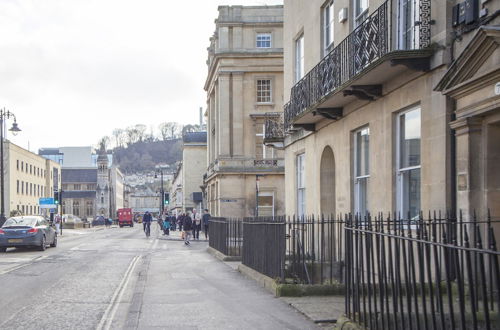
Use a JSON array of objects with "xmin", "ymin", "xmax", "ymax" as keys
[
  {"xmin": 59, "ymin": 190, "xmax": 63, "ymax": 235},
  {"xmin": 0, "ymin": 110, "xmax": 5, "ymax": 225}
]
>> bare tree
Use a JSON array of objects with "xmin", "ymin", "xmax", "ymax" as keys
[
  {"xmin": 181, "ymin": 124, "xmax": 200, "ymax": 136},
  {"xmin": 159, "ymin": 122, "xmax": 181, "ymax": 140},
  {"xmin": 135, "ymin": 124, "xmax": 147, "ymax": 142},
  {"xmin": 112, "ymin": 128, "xmax": 125, "ymax": 148},
  {"xmin": 125, "ymin": 126, "xmax": 139, "ymax": 145},
  {"xmin": 98, "ymin": 136, "xmax": 110, "ymax": 151}
]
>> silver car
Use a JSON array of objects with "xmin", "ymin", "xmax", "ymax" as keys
[{"xmin": 0, "ymin": 216, "xmax": 57, "ymax": 252}]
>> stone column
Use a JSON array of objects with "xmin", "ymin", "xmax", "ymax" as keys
[
  {"xmin": 232, "ymin": 72, "xmax": 244, "ymax": 156},
  {"xmin": 451, "ymin": 117, "xmax": 483, "ymax": 220},
  {"xmin": 217, "ymin": 74, "xmax": 231, "ymax": 157}
]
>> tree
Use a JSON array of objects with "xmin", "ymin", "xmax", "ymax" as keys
[
  {"xmin": 125, "ymin": 126, "xmax": 139, "ymax": 145},
  {"xmin": 159, "ymin": 122, "xmax": 180, "ymax": 140},
  {"xmin": 135, "ymin": 124, "xmax": 147, "ymax": 142},
  {"xmin": 98, "ymin": 136, "xmax": 110, "ymax": 151},
  {"xmin": 181, "ymin": 124, "xmax": 201, "ymax": 136},
  {"xmin": 112, "ymin": 129, "xmax": 125, "ymax": 148}
]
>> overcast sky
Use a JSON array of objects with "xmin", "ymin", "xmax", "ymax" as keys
[{"xmin": 0, "ymin": 0, "xmax": 283, "ymax": 152}]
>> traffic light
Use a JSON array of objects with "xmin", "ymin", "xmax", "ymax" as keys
[
  {"xmin": 54, "ymin": 191, "xmax": 60, "ymax": 205},
  {"xmin": 164, "ymin": 192, "xmax": 170, "ymax": 205}
]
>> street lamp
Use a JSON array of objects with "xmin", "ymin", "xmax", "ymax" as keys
[
  {"xmin": 154, "ymin": 169, "xmax": 164, "ymax": 215},
  {"xmin": 0, "ymin": 109, "xmax": 21, "ymax": 225}
]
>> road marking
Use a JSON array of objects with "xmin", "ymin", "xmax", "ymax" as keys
[
  {"xmin": 151, "ymin": 238, "xmax": 159, "ymax": 250},
  {"xmin": 0, "ymin": 255, "xmax": 48, "ymax": 275},
  {"xmin": 96, "ymin": 255, "xmax": 141, "ymax": 330}
]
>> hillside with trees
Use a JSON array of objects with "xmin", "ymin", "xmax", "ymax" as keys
[{"xmin": 98, "ymin": 122, "xmax": 203, "ymax": 173}]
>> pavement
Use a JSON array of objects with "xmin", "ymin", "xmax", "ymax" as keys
[{"xmin": 0, "ymin": 223, "xmax": 321, "ymax": 329}]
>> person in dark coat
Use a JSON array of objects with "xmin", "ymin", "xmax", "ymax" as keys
[
  {"xmin": 183, "ymin": 212, "xmax": 193, "ymax": 245},
  {"xmin": 202, "ymin": 209, "xmax": 211, "ymax": 240}
]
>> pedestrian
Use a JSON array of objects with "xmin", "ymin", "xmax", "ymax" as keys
[
  {"xmin": 162, "ymin": 215, "xmax": 170, "ymax": 236},
  {"xmin": 183, "ymin": 212, "xmax": 193, "ymax": 245},
  {"xmin": 192, "ymin": 209, "xmax": 201, "ymax": 240},
  {"xmin": 202, "ymin": 209, "xmax": 211, "ymax": 240},
  {"xmin": 143, "ymin": 211, "xmax": 152, "ymax": 232},
  {"xmin": 54, "ymin": 214, "xmax": 62, "ymax": 235},
  {"xmin": 170, "ymin": 213, "xmax": 176, "ymax": 231},
  {"xmin": 177, "ymin": 213, "xmax": 184, "ymax": 232}
]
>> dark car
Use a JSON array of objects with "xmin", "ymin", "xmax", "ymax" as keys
[
  {"xmin": 0, "ymin": 216, "xmax": 57, "ymax": 252},
  {"xmin": 92, "ymin": 215, "xmax": 106, "ymax": 226}
]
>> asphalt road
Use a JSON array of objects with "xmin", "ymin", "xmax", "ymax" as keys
[{"xmin": 0, "ymin": 224, "xmax": 318, "ymax": 330}]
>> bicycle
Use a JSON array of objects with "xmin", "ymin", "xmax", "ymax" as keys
[{"xmin": 144, "ymin": 222, "xmax": 151, "ymax": 237}]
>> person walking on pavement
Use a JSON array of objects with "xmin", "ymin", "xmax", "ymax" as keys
[
  {"xmin": 54, "ymin": 214, "xmax": 62, "ymax": 235},
  {"xmin": 183, "ymin": 212, "xmax": 193, "ymax": 245},
  {"xmin": 202, "ymin": 209, "xmax": 211, "ymax": 240},
  {"xmin": 162, "ymin": 215, "xmax": 170, "ymax": 236},
  {"xmin": 192, "ymin": 209, "xmax": 201, "ymax": 240},
  {"xmin": 177, "ymin": 213, "xmax": 184, "ymax": 232}
]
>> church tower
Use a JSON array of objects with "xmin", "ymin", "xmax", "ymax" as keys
[{"xmin": 96, "ymin": 143, "xmax": 110, "ymax": 217}]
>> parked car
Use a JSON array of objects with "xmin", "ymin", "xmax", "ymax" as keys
[
  {"xmin": 0, "ymin": 216, "xmax": 57, "ymax": 252},
  {"xmin": 92, "ymin": 215, "xmax": 106, "ymax": 226},
  {"xmin": 63, "ymin": 214, "xmax": 82, "ymax": 223}
]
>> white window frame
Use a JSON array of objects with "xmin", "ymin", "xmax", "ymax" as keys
[
  {"xmin": 256, "ymin": 33, "xmax": 272, "ymax": 48},
  {"xmin": 295, "ymin": 34, "xmax": 305, "ymax": 82},
  {"xmin": 396, "ymin": 107, "xmax": 421, "ymax": 221},
  {"xmin": 353, "ymin": 0, "xmax": 369, "ymax": 28},
  {"xmin": 256, "ymin": 79, "xmax": 272, "ymax": 103},
  {"xmin": 257, "ymin": 191, "xmax": 275, "ymax": 217},
  {"xmin": 255, "ymin": 123, "xmax": 274, "ymax": 159},
  {"xmin": 354, "ymin": 127, "xmax": 370, "ymax": 216},
  {"xmin": 296, "ymin": 153, "xmax": 306, "ymax": 217},
  {"xmin": 323, "ymin": 0, "xmax": 335, "ymax": 56}
]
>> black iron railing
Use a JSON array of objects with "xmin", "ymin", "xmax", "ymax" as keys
[
  {"xmin": 345, "ymin": 212, "xmax": 500, "ymax": 330},
  {"xmin": 284, "ymin": 0, "xmax": 431, "ymax": 131},
  {"xmin": 242, "ymin": 216, "xmax": 286, "ymax": 280},
  {"xmin": 208, "ymin": 217, "xmax": 243, "ymax": 257},
  {"xmin": 264, "ymin": 112, "xmax": 284, "ymax": 143},
  {"xmin": 286, "ymin": 215, "xmax": 345, "ymax": 285}
]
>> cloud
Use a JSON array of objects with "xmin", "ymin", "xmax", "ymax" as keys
[{"xmin": 0, "ymin": 0, "xmax": 283, "ymax": 151}]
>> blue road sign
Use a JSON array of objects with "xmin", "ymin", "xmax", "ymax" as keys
[{"xmin": 39, "ymin": 198, "xmax": 55, "ymax": 205}]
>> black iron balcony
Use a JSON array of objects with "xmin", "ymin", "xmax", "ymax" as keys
[
  {"xmin": 285, "ymin": 0, "xmax": 432, "ymax": 131},
  {"xmin": 264, "ymin": 112, "xmax": 284, "ymax": 145}
]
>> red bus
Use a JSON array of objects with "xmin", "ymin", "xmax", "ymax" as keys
[{"xmin": 117, "ymin": 208, "xmax": 134, "ymax": 227}]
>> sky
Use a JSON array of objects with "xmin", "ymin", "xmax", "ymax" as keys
[{"xmin": 0, "ymin": 0, "xmax": 283, "ymax": 152}]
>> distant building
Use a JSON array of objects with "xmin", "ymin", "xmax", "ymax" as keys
[
  {"xmin": 128, "ymin": 188, "xmax": 160, "ymax": 216},
  {"xmin": 55, "ymin": 146, "xmax": 124, "ymax": 219},
  {"xmin": 169, "ymin": 162, "xmax": 183, "ymax": 216},
  {"xmin": 3, "ymin": 141, "xmax": 61, "ymax": 218},
  {"xmin": 38, "ymin": 146, "xmax": 112, "ymax": 168},
  {"xmin": 203, "ymin": 5, "xmax": 285, "ymax": 218}
]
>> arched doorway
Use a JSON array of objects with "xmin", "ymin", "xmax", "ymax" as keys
[{"xmin": 320, "ymin": 146, "xmax": 335, "ymax": 216}]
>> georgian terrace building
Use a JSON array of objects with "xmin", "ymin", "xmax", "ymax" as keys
[
  {"xmin": 204, "ymin": 5, "xmax": 286, "ymax": 217},
  {"xmin": 264, "ymin": 0, "xmax": 499, "ymax": 220}
]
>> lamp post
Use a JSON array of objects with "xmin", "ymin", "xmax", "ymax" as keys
[
  {"xmin": 0, "ymin": 109, "xmax": 21, "ymax": 226},
  {"xmin": 155, "ymin": 169, "xmax": 164, "ymax": 215}
]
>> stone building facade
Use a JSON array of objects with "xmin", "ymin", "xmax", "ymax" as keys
[
  {"xmin": 204, "ymin": 5, "xmax": 286, "ymax": 217},
  {"xmin": 267, "ymin": 0, "xmax": 499, "ymax": 220},
  {"xmin": 4, "ymin": 141, "xmax": 61, "ymax": 217},
  {"xmin": 59, "ymin": 146, "xmax": 124, "ymax": 220}
]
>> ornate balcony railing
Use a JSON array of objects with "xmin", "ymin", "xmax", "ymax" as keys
[
  {"xmin": 264, "ymin": 112, "xmax": 284, "ymax": 143},
  {"xmin": 284, "ymin": 0, "xmax": 431, "ymax": 131}
]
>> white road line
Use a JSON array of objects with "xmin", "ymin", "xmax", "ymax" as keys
[
  {"xmin": 0, "ymin": 255, "xmax": 48, "ymax": 275},
  {"xmin": 96, "ymin": 255, "xmax": 141, "ymax": 330},
  {"xmin": 151, "ymin": 238, "xmax": 159, "ymax": 250}
]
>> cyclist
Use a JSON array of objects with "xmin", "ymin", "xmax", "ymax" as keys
[{"xmin": 143, "ymin": 211, "xmax": 153, "ymax": 237}]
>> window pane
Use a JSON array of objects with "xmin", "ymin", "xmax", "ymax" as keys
[
  {"xmin": 295, "ymin": 35, "xmax": 304, "ymax": 81},
  {"xmin": 355, "ymin": 128, "xmax": 370, "ymax": 176},
  {"xmin": 257, "ymin": 79, "xmax": 271, "ymax": 103},
  {"xmin": 402, "ymin": 168, "xmax": 420, "ymax": 219},
  {"xmin": 355, "ymin": 177, "xmax": 369, "ymax": 216},
  {"xmin": 256, "ymin": 33, "xmax": 271, "ymax": 48},
  {"xmin": 400, "ymin": 108, "xmax": 421, "ymax": 168}
]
